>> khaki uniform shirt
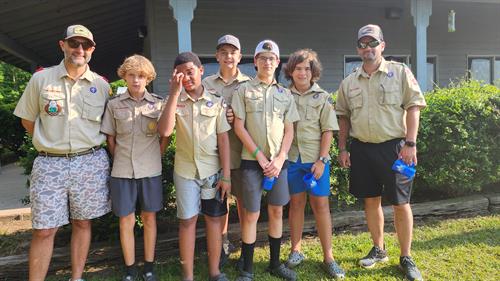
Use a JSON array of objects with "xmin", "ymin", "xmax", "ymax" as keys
[
  {"xmin": 14, "ymin": 61, "xmax": 111, "ymax": 153},
  {"xmin": 336, "ymin": 58, "xmax": 427, "ymax": 143},
  {"xmin": 289, "ymin": 83, "xmax": 339, "ymax": 163},
  {"xmin": 232, "ymin": 78, "xmax": 300, "ymax": 160},
  {"xmin": 174, "ymin": 88, "xmax": 231, "ymax": 179},
  {"xmin": 202, "ymin": 69, "xmax": 251, "ymax": 169},
  {"xmin": 100, "ymin": 90, "xmax": 165, "ymax": 179}
]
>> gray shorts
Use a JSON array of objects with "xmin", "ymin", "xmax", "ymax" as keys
[
  {"xmin": 30, "ymin": 148, "xmax": 111, "ymax": 229},
  {"xmin": 230, "ymin": 168, "xmax": 244, "ymax": 199},
  {"xmin": 174, "ymin": 171, "xmax": 227, "ymax": 219},
  {"xmin": 110, "ymin": 176, "xmax": 163, "ymax": 217},
  {"xmin": 239, "ymin": 160, "xmax": 290, "ymax": 213}
]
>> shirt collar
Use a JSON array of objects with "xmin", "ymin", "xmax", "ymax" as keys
[
  {"xmin": 119, "ymin": 89, "xmax": 154, "ymax": 102},
  {"xmin": 250, "ymin": 76, "xmax": 278, "ymax": 87},
  {"xmin": 356, "ymin": 57, "xmax": 389, "ymax": 79},
  {"xmin": 216, "ymin": 68, "xmax": 249, "ymax": 84},
  {"xmin": 57, "ymin": 60, "xmax": 93, "ymax": 81},
  {"xmin": 179, "ymin": 87, "xmax": 211, "ymax": 102},
  {"xmin": 290, "ymin": 82, "xmax": 322, "ymax": 96}
]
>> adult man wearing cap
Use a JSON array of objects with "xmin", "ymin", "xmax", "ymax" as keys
[
  {"xmin": 232, "ymin": 39, "xmax": 300, "ymax": 281},
  {"xmin": 336, "ymin": 24, "xmax": 426, "ymax": 281},
  {"xmin": 202, "ymin": 34, "xmax": 251, "ymax": 268},
  {"xmin": 14, "ymin": 24, "xmax": 111, "ymax": 281}
]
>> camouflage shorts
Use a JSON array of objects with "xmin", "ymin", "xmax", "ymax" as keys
[{"xmin": 30, "ymin": 148, "xmax": 111, "ymax": 229}]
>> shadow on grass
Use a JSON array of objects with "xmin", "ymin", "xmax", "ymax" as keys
[{"xmin": 413, "ymin": 226, "xmax": 500, "ymax": 251}]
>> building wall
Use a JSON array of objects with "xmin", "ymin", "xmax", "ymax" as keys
[{"xmin": 148, "ymin": 0, "xmax": 500, "ymax": 96}]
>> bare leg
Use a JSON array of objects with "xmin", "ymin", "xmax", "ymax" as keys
[
  {"xmin": 267, "ymin": 205, "xmax": 283, "ymax": 238},
  {"xmin": 364, "ymin": 197, "xmax": 384, "ymax": 249},
  {"xmin": 179, "ymin": 215, "xmax": 198, "ymax": 280},
  {"xmin": 141, "ymin": 211, "xmax": 157, "ymax": 262},
  {"xmin": 29, "ymin": 228, "xmax": 58, "ymax": 281},
  {"xmin": 288, "ymin": 193, "xmax": 307, "ymax": 253},
  {"xmin": 393, "ymin": 203, "xmax": 413, "ymax": 257},
  {"xmin": 70, "ymin": 219, "xmax": 92, "ymax": 280},
  {"xmin": 119, "ymin": 213, "xmax": 136, "ymax": 266},
  {"xmin": 205, "ymin": 215, "xmax": 224, "ymax": 277},
  {"xmin": 310, "ymin": 195, "xmax": 334, "ymax": 263}
]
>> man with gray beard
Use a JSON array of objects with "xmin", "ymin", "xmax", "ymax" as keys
[{"xmin": 14, "ymin": 24, "xmax": 111, "ymax": 281}]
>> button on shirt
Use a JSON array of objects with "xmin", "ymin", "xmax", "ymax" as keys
[
  {"xmin": 100, "ymin": 90, "xmax": 165, "ymax": 179},
  {"xmin": 14, "ymin": 61, "xmax": 110, "ymax": 153},
  {"xmin": 232, "ymin": 78, "xmax": 300, "ymax": 160},
  {"xmin": 336, "ymin": 58, "xmax": 427, "ymax": 143},
  {"xmin": 203, "ymin": 69, "xmax": 251, "ymax": 169},
  {"xmin": 289, "ymin": 83, "xmax": 339, "ymax": 163},
  {"xmin": 173, "ymin": 88, "xmax": 231, "ymax": 180}
]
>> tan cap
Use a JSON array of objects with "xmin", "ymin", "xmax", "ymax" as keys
[
  {"xmin": 254, "ymin": 39, "xmax": 279, "ymax": 58},
  {"xmin": 217, "ymin": 34, "xmax": 241, "ymax": 50},
  {"xmin": 357, "ymin": 24, "xmax": 384, "ymax": 42},
  {"xmin": 64, "ymin": 25, "xmax": 95, "ymax": 45}
]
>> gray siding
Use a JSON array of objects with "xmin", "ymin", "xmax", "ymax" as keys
[{"xmin": 147, "ymin": 0, "xmax": 500, "ymax": 96}]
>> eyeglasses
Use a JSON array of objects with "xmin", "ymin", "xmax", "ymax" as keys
[
  {"xmin": 66, "ymin": 39, "xmax": 94, "ymax": 50},
  {"xmin": 257, "ymin": 56, "xmax": 277, "ymax": 63},
  {"xmin": 357, "ymin": 40, "xmax": 381, "ymax": 49}
]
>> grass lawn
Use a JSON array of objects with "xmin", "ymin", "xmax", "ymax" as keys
[{"xmin": 47, "ymin": 215, "xmax": 499, "ymax": 281}]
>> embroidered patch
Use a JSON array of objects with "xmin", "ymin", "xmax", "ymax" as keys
[
  {"xmin": 206, "ymin": 101, "xmax": 214, "ymax": 108},
  {"xmin": 313, "ymin": 93, "xmax": 320, "ymax": 99},
  {"xmin": 387, "ymin": 71, "xmax": 394, "ymax": 78},
  {"xmin": 148, "ymin": 103, "xmax": 154, "ymax": 109},
  {"xmin": 89, "ymin": 86, "xmax": 97, "ymax": 94},
  {"xmin": 44, "ymin": 100, "xmax": 61, "ymax": 116}
]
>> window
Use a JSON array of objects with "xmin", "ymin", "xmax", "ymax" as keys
[
  {"xmin": 200, "ymin": 56, "xmax": 288, "ymax": 84},
  {"xmin": 468, "ymin": 56, "xmax": 500, "ymax": 86}
]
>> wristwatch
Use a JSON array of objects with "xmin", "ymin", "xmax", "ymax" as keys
[
  {"xmin": 319, "ymin": 156, "xmax": 330, "ymax": 164},
  {"xmin": 404, "ymin": 140, "xmax": 416, "ymax": 147}
]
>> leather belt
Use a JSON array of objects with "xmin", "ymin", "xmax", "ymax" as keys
[{"xmin": 40, "ymin": 146, "xmax": 102, "ymax": 158}]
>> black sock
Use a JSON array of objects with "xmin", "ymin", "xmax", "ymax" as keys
[
  {"xmin": 126, "ymin": 263, "xmax": 137, "ymax": 276},
  {"xmin": 144, "ymin": 261, "xmax": 154, "ymax": 273},
  {"xmin": 242, "ymin": 241, "xmax": 255, "ymax": 273},
  {"xmin": 269, "ymin": 235, "xmax": 282, "ymax": 269}
]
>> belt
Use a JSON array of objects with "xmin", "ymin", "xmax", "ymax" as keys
[{"xmin": 40, "ymin": 146, "xmax": 102, "ymax": 158}]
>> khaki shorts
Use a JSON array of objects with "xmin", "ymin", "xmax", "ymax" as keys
[{"xmin": 30, "ymin": 148, "xmax": 111, "ymax": 229}]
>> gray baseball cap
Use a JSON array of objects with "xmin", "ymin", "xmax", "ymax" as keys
[
  {"xmin": 64, "ymin": 24, "xmax": 95, "ymax": 45},
  {"xmin": 217, "ymin": 34, "xmax": 241, "ymax": 50},
  {"xmin": 357, "ymin": 24, "xmax": 384, "ymax": 42}
]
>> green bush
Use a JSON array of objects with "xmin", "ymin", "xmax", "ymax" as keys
[{"xmin": 416, "ymin": 79, "xmax": 500, "ymax": 195}]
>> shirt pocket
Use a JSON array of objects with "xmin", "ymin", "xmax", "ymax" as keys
[
  {"xmin": 347, "ymin": 89, "xmax": 363, "ymax": 110},
  {"xmin": 141, "ymin": 110, "xmax": 160, "ymax": 136},
  {"xmin": 245, "ymin": 95, "xmax": 264, "ymax": 113},
  {"xmin": 272, "ymin": 93, "xmax": 288, "ymax": 116},
  {"xmin": 82, "ymin": 96, "xmax": 105, "ymax": 122},
  {"xmin": 113, "ymin": 109, "xmax": 133, "ymax": 134},
  {"xmin": 379, "ymin": 84, "xmax": 401, "ymax": 105},
  {"xmin": 41, "ymin": 91, "xmax": 66, "ymax": 116},
  {"xmin": 306, "ymin": 98, "xmax": 323, "ymax": 120}
]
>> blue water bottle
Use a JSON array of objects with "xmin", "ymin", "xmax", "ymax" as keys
[
  {"xmin": 262, "ymin": 177, "xmax": 275, "ymax": 191},
  {"xmin": 391, "ymin": 159, "xmax": 416, "ymax": 180}
]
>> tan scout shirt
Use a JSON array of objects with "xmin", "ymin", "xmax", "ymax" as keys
[
  {"xmin": 100, "ymin": 90, "xmax": 165, "ymax": 179},
  {"xmin": 14, "ymin": 61, "xmax": 110, "ymax": 153},
  {"xmin": 336, "ymin": 59, "xmax": 427, "ymax": 143},
  {"xmin": 232, "ymin": 78, "xmax": 300, "ymax": 161},
  {"xmin": 289, "ymin": 83, "xmax": 339, "ymax": 163},
  {"xmin": 174, "ymin": 88, "xmax": 231, "ymax": 179},
  {"xmin": 202, "ymin": 69, "xmax": 251, "ymax": 169}
]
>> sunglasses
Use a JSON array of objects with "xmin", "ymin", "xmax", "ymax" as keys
[
  {"xmin": 357, "ymin": 40, "xmax": 381, "ymax": 49},
  {"xmin": 66, "ymin": 39, "xmax": 94, "ymax": 50}
]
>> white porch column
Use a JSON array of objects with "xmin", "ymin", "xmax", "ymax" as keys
[
  {"xmin": 411, "ymin": 0, "xmax": 432, "ymax": 92},
  {"xmin": 169, "ymin": 0, "xmax": 197, "ymax": 52}
]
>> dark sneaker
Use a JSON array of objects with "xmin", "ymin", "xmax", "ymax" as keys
[
  {"xmin": 267, "ymin": 263, "xmax": 297, "ymax": 281},
  {"xmin": 122, "ymin": 273, "xmax": 139, "ymax": 281},
  {"xmin": 285, "ymin": 251, "xmax": 305, "ymax": 268},
  {"xmin": 235, "ymin": 270, "xmax": 254, "ymax": 281},
  {"xmin": 235, "ymin": 255, "xmax": 244, "ymax": 272},
  {"xmin": 142, "ymin": 271, "xmax": 157, "ymax": 281},
  {"xmin": 399, "ymin": 256, "xmax": 423, "ymax": 281},
  {"xmin": 209, "ymin": 273, "xmax": 229, "ymax": 281},
  {"xmin": 359, "ymin": 245, "xmax": 389, "ymax": 268},
  {"xmin": 321, "ymin": 260, "xmax": 346, "ymax": 279}
]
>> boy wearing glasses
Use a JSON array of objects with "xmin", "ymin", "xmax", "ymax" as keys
[
  {"xmin": 232, "ymin": 40, "xmax": 300, "ymax": 281},
  {"xmin": 336, "ymin": 24, "xmax": 426, "ymax": 281},
  {"xmin": 14, "ymin": 24, "xmax": 111, "ymax": 281},
  {"xmin": 202, "ymin": 34, "xmax": 251, "ymax": 267}
]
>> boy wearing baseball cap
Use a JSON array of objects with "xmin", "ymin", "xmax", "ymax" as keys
[
  {"xmin": 202, "ymin": 34, "xmax": 251, "ymax": 267},
  {"xmin": 232, "ymin": 40, "xmax": 300, "ymax": 281}
]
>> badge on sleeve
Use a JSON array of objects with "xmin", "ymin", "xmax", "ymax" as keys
[{"xmin": 45, "ymin": 100, "xmax": 61, "ymax": 116}]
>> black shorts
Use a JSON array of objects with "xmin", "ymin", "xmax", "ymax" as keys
[{"xmin": 349, "ymin": 138, "xmax": 413, "ymax": 205}]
